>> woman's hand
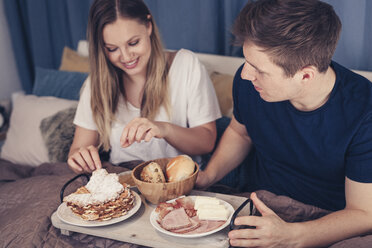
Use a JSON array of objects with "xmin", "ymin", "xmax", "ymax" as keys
[
  {"xmin": 67, "ymin": 145, "xmax": 102, "ymax": 174},
  {"xmin": 120, "ymin": 117, "xmax": 168, "ymax": 147},
  {"xmin": 228, "ymin": 192, "xmax": 298, "ymax": 248}
]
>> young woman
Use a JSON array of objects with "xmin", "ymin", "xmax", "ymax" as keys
[{"xmin": 67, "ymin": 0, "xmax": 221, "ymax": 173}]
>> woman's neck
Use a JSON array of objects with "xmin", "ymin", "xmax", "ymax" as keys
[{"xmin": 122, "ymin": 73, "xmax": 147, "ymax": 108}]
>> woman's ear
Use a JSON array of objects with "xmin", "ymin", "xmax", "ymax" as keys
[{"xmin": 146, "ymin": 15, "xmax": 152, "ymax": 36}]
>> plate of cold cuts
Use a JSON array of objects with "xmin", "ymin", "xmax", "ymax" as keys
[{"xmin": 150, "ymin": 195, "xmax": 234, "ymax": 238}]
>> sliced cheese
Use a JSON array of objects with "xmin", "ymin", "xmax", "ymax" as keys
[
  {"xmin": 194, "ymin": 196, "xmax": 229, "ymax": 221},
  {"xmin": 197, "ymin": 208, "xmax": 229, "ymax": 221},
  {"xmin": 194, "ymin": 196, "xmax": 220, "ymax": 209},
  {"xmin": 197, "ymin": 204, "xmax": 226, "ymax": 210}
]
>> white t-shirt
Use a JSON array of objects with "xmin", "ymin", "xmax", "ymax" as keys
[{"xmin": 74, "ymin": 49, "xmax": 221, "ymax": 164}]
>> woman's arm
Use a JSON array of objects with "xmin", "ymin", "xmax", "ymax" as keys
[
  {"xmin": 67, "ymin": 126, "xmax": 102, "ymax": 173},
  {"xmin": 158, "ymin": 120, "xmax": 216, "ymax": 155},
  {"xmin": 120, "ymin": 118, "xmax": 217, "ymax": 155}
]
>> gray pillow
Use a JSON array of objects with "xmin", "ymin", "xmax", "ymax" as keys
[{"xmin": 40, "ymin": 107, "xmax": 76, "ymax": 163}]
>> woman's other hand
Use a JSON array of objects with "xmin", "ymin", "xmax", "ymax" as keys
[
  {"xmin": 68, "ymin": 126, "xmax": 101, "ymax": 174},
  {"xmin": 120, "ymin": 117, "xmax": 168, "ymax": 147},
  {"xmin": 67, "ymin": 145, "xmax": 102, "ymax": 174}
]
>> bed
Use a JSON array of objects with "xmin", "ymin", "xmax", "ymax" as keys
[{"xmin": 1, "ymin": 42, "xmax": 372, "ymax": 247}]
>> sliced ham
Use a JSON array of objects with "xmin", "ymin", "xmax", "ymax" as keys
[
  {"xmin": 160, "ymin": 207, "xmax": 191, "ymax": 230},
  {"xmin": 155, "ymin": 202, "xmax": 175, "ymax": 220},
  {"xmin": 183, "ymin": 216, "xmax": 225, "ymax": 234},
  {"xmin": 155, "ymin": 202, "xmax": 174, "ymax": 213},
  {"xmin": 172, "ymin": 217, "xmax": 201, "ymax": 233},
  {"xmin": 175, "ymin": 196, "xmax": 195, "ymax": 210},
  {"xmin": 185, "ymin": 208, "xmax": 197, "ymax": 218}
]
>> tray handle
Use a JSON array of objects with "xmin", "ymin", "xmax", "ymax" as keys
[
  {"xmin": 229, "ymin": 198, "xmax": 256, "ymax": 231},
  {"xmin": 60, "ymin": 174, "xmax": 90, "ymax": 203}
]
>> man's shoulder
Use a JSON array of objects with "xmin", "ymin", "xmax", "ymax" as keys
[
  {"xmin": 333, "ymin": 61, "xmax": 372, "ymax": 100},
  {"xmin": 333, "ymin": 61, "xmax": 372, "ymax": 86}
]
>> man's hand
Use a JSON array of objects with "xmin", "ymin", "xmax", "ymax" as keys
[
  {"xmin": 228, "ymin": 192, "xmax": 298, "ymax": 248},
  {"xmin": 195, "ymin": 170, "xmax": 213, "ymax": 190}
]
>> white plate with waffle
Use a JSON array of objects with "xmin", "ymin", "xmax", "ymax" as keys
[{"xmin": 57, "ymin": 191, "xmax": 142, "ymax": 227}]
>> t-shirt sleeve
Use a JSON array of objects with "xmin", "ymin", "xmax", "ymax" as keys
[
  {"xmin": 73, "ymin": 76, "xmax": 97, "ymax": 130},
  {"xmin": 346, "ymin": 113, "xmax": 372, "ymax": 182},
  {"xmin": 183, "ymin": 50, "xmax": 222, "ymax": 127}
]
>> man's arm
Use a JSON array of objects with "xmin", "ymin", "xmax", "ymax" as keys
[
  {"xmin": 293, "ymin": 178, "xmax": 372, "ymax": 247},
  {"xmin": 229, "ymin": 178, "xmax": 372, "ymax": 247},
  {"xmin": 196, "ymin": 115, "xmax": 253, "ymax": 189}
]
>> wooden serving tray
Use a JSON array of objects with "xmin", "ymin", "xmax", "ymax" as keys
[{"xmin": 51, "ymin": 190, "xmax": 251, "ymax": 248}]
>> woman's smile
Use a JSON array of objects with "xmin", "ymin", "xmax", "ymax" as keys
[{"xmin": 122, "ymin": 58, "xmax": 139, "ymax": 69}]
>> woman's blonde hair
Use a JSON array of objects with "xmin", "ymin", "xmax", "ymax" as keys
[{"xmin": 87, "ymin": 0, "xmax": 170, "ymax": 151}]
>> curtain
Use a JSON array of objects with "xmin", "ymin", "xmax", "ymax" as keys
[
  {"xmin": 4, "ymin": 0, "xmax": 372, "ymax": 92},
  {"xmin": 4, "ymin": 0, "xmax": 92, "ymax": 93},
  {"xmin": 144, "ymin": 0, "xmax": 248, "ymax": 56},
  {"xmin": 324, "ymin": 0, "xmax": 372, "ymax": 71}
]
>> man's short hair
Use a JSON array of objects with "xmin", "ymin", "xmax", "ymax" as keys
[{"xmin": 233, "ymin": 0, "xmax": 342, "ymax": 77}]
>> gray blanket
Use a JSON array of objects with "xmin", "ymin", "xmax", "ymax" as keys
[
  {"xmin": 1, "ymin": 158, "xmax": 371, "ymax": 248},
  {"xmin": 0, "ymin": 158, "xmax": 144, "ymax": 248}
]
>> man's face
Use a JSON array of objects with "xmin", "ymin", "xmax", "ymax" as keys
[{"xmin": 241, "ymin": 42, "xmax": 304, "ymax": 102}]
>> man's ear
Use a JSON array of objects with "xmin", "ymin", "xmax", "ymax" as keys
[{"xmin": 300, "ymin": 66, "xmax": 317, "ymax": 82}]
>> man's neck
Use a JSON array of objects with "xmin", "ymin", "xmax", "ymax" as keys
[{"xmin": 291, "ymin": 66, "xmax": 336, "ymax": 112}]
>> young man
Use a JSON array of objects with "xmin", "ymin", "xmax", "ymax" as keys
[{"xmin": 196, "ymin": 0, "xmax": 372, "ymax": 247}]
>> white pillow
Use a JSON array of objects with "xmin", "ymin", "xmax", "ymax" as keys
[{"xmin": 0, "ymin": 93, "xmax": 77, "ymax": 166}]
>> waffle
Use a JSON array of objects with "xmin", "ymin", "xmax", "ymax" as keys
[
  {"xmin": 65, "ymin": 183, "xmax": 135, "ymax": 221},
  {"xmin": 63, "ymin": 168, "xmax": 136, "ymax": 221}
]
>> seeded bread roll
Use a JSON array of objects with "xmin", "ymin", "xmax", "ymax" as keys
[
  {"xmin": 166, "ymin": 155, "xmax": 195, "ymax": 182},
  {"xmin": 140, "ymin": 162, "xmax": 166, "ymax": 183}
]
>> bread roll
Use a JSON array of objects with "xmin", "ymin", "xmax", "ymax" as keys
[
  {"xmin": 140, "ymin": 162, "xmax": 166, "ymax": 183},
  {"xmin": 166, "ymin": 155, "xmax": 195, "ymax": 182}
]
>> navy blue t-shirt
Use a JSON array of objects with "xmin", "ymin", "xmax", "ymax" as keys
[{"xmin": 233, "ymin": 61, "xmax": 372, "ymax": 211}]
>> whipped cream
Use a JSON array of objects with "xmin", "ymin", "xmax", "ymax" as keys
[{"xmin": 64, "ymin": 169, "xmax": 125, "ymax": 206}]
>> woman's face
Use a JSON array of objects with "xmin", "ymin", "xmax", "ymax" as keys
[{"xmin": 103, "ymin": 17, "xmax": 152, "ymax": 79}]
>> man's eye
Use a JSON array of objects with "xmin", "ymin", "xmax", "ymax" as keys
[
  {"xmin": 106, "ymin": 47, "xmax": 118, "ymax": 52},
  {"xmin": 129, "ymin": 40, "xmax": 139, "ymax": 46}
]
